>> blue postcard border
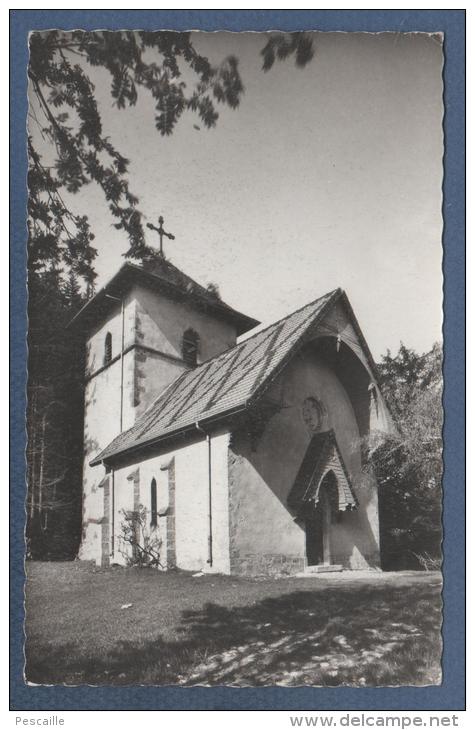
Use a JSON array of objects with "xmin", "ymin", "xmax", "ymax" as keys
[{"xmin": 10, "ymin": 9, "xmax": 466, "ymax": 711}]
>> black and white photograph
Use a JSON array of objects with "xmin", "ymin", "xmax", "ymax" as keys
[{"xmin": 23, "ymin": 26, "xmax": 444, "ymax": 688}]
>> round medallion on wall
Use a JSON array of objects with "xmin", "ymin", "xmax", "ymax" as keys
[{"xmin": 302, "ymin": 396, "xmax": 326, "ymax": 433}]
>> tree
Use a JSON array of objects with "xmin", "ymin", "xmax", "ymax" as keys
[
  {"xmin": 205, "ymin": 281, "xmax": 221, "ymax": 299},
  {"xmin": 367, "ymin": 343, "xmax": 443, "ymax": 569},
  {"xmin": 26, "ymin": 270, "xmax": 87, "ymax": 558},
  {"xmin": 28, "ymin": 30, "xmax": 315, "ymax": 283},
  {"xmin": 118, "ymin": 506, "xmax": 162, "ymax": 568}
]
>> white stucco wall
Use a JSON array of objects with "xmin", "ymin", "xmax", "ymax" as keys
[
  {"xmin": 80, "ymin": 279, "xmax": 239, "ymax": 566},
  {"xmin": 85, "ymin": 295, "xmax": 136, "ymax": 375},
  {"xmin": 133, "ymin": 284, "xmax": 237, "ymax": 364},
  {"xmin": 80, "ymin": 296, "xmax": 137, "ymax": 564},
  {"xmin": 109, "ymin": 429, "xmax": 231, "ymax": 573},
  {"xmin": 173, "ymin": 430, "xmax": 230, "ymax": 573},
  {"xmin": 229, "ymin": 353, "xmax": 374, "ymax": 571}
]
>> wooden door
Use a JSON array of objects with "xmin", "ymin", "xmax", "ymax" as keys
[{"xmin": 305, "ymin": 505, "xmax": 324, "ymax": 566}]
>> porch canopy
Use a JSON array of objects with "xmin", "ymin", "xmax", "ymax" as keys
[{"xmin": 288, "ymin": 429, "xmax": 358, "ymax": 514}]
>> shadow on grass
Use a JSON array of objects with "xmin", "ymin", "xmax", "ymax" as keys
[{"xmin": 26, "ymin": 578, "xmax": 442, "ymax": 687}]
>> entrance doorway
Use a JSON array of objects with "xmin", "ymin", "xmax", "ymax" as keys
[{"xmin": 305, "ymin": 471, "xmax": 337, "ymax": 566}]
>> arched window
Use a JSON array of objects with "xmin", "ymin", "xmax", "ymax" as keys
[
  {"xmin": 150, "ymin": 478, "xmax": 157, "ymax": 527},
  {"xmin": 182, "ymin": 328, "xmax": 199, "ymax": 367},
  {"xmin": 104, "ymin": 332, "xmax": 112, "ymax": 365}
]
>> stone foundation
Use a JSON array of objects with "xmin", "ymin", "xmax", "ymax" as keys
[
  {"xmin": 331, "ymin": 550, "xmax": 381, "ymax": 570},
  {"xmin": 230, "ymin": 553, "xmax": 305, "ymax": 577}
]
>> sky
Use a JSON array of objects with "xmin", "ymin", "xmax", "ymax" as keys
[{"xmin": 29, "ymin": 31, "xmax": 444, "ymax": 358}]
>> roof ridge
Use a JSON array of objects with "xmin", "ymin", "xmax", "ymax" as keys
[
  {"xmin": 126, "ymin": 259, "xmax": 210, "ymax": 296},
  {"xmin": 69, "ymin": 260, "xmax": 259, "ymax": 334},
  {"xmin": 195, "ymin": 287, "xmax": 342, "ymax": 368},
  {"xmin": 127, "ymin": 259, "xmax": 251, "ymax": 318}
]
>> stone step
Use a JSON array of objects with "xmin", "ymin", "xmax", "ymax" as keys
[{"xmin": 302, "ymin": 564, "xmax": 343, "ymax": 575}]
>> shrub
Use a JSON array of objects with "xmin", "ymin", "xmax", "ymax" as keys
[{"xmin": 118, "ymin": 505, "xmax": 162, "ymax": 567}]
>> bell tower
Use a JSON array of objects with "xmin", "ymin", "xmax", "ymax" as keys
[{"xmin": 70, "ymin": 253, "xmax": 258, "ymax": 564}]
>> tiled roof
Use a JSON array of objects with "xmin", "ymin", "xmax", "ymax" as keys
[
  {"xmin": 287, "ymin": 430, "xmax": 358, "ymax": 512},
  {"xmin": 91, "ymin": 288, "xmax": 342, "ymax": 465},
  {"xmin": 137, "ymin": 258, "xmax": 233, "ymax": 311},
  {"xmin": 69, "ymin": 259, "xmax": 259, "ymax": 336}
]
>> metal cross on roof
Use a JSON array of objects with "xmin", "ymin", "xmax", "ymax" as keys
[{"xmin": 146, "ymin": 215, "xmax": 175, "ymax": 257}]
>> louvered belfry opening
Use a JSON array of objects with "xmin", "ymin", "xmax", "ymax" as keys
[
  {"xmin": 182, "ymin": 328, "xmax": 199, "ymax": 367},
  {"xmin": 104, "ymin": 331, "xmax": 112, "ymax": 365}
]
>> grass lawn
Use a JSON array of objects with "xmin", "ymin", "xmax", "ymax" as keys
[{"xmin": 25, "ymin": 561, "xmax": 442, "ymax": 687}]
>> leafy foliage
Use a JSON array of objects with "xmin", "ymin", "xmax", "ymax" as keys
[
  {"xmin": 27, "ymin": 30, "xmax": 247, "ymax": 271},
  {"xmin": 205, "ymin": 281, "xmax": 221, "ymax": 299},
  {"xmin": 367, "ymin": 343, "xmax": 443, "ymax": 569},
  {"xmin": 28, "ymin": 30, "xmax": 315, "ymax": 280},
  {"xmin": 261, "ymin": 32, "xmax": 315, "ymax": 71},
  {"xmin": 27, "ymin": 139, "xmax": 98, "ymax": 292}
]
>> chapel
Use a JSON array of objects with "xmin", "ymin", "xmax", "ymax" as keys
[{"xmin": 71, "ymin": 245, "xmax": 394, "ymax": 575}]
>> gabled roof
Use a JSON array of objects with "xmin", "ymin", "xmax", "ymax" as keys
[
  {"xmin": 287, "ymin": 430, "xmax": 358, "ymax": 512},
  {"xmin": 91, "ymin": 287, "xmax": 343, "ymax": 466},
  {"xmin": 69, "ymin": 259, "xmax": 259, "ymax": 336}
]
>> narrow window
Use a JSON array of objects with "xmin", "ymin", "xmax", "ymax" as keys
[
  {"xmin": 182, "ymin": 328, "xmax": 199, "ymax": 367},
  {"xmin": 150, "ymin": 478, "xmax": 157, "ymax": 527},
  {"xmin": 104, "ymin": 332, "xmax": 112, "ymax": 365}
]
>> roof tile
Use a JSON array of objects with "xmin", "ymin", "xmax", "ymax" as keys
[{"xmin": 288, "ymin": 430, "xmax": 358, "ymax": 511}]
